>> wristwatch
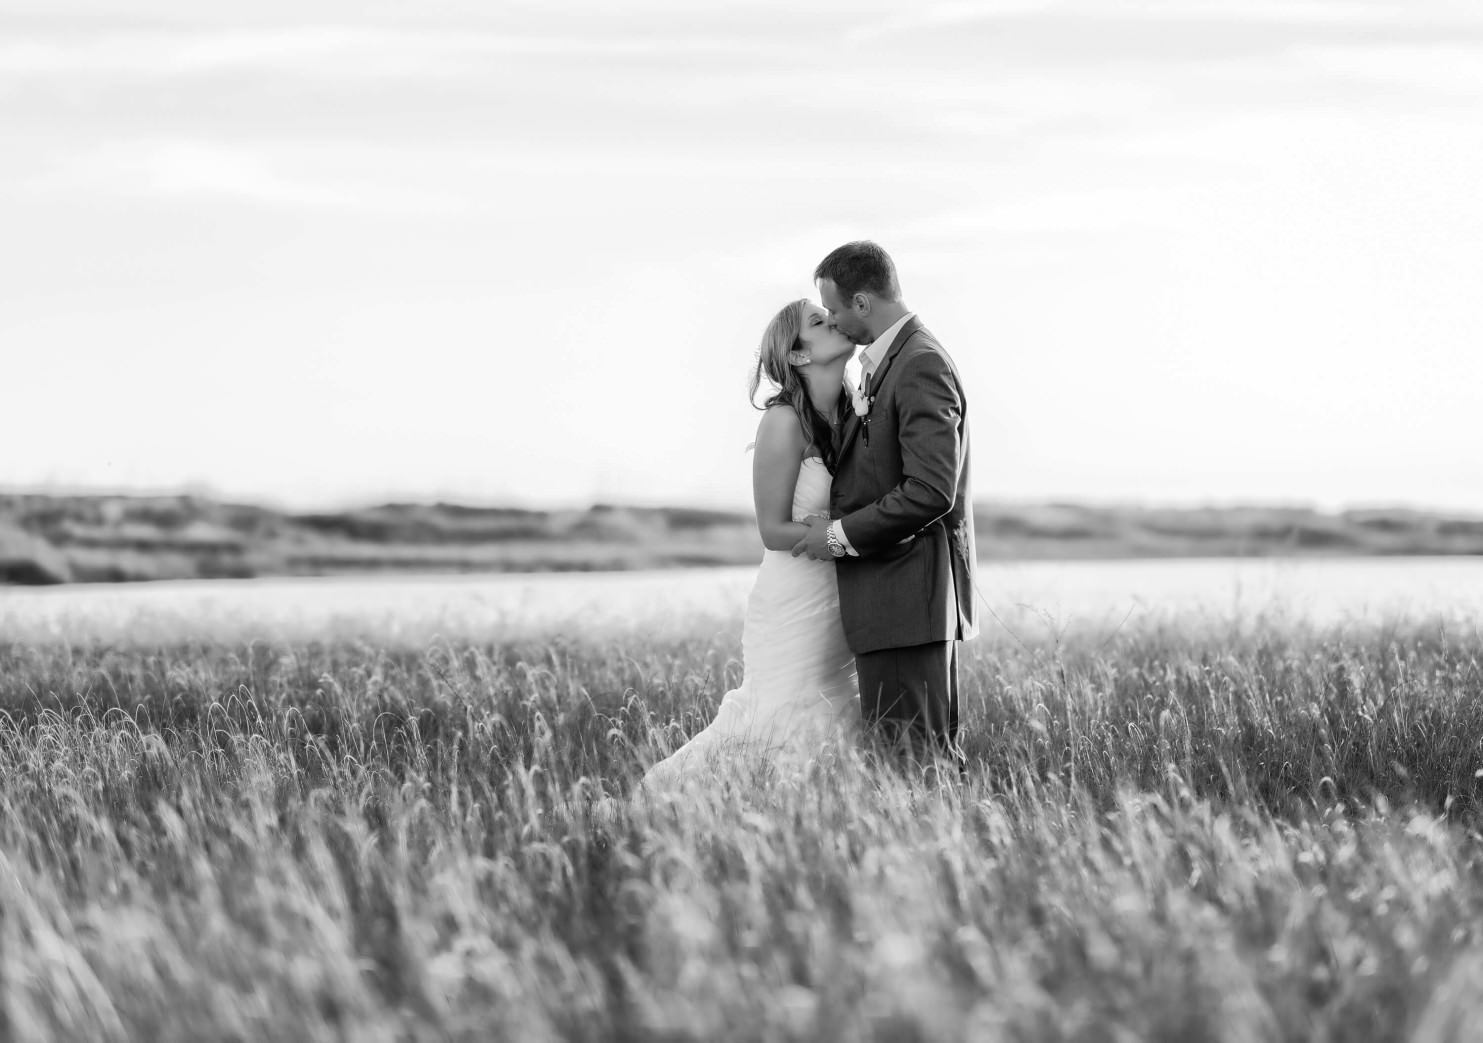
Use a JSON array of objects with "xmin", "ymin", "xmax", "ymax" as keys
[{"xmin": 825, "ymin": 526, "xmax": 847, "ymax": 558}]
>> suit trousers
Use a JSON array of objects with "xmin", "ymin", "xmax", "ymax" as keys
[{"xmin": 856, "ymin": 640, "xmax": 962, "ymax": 767}]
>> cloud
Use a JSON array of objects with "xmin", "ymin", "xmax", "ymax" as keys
[
  {"xmin": 849, "ymin": 0, "xmax": 1468, "ymax": 44},
  {"xmin": 0, "ymin": 25, "xmax": 784, "ymax": 81},
  {"xmin": 38, "ymin": 139, "xmax": 465, "ymax": 215},
  {"xmin": 32, "ymin": 136, "xmax": 972, "ymax": 220},
  {"xmin": 1293, "ymin": 40, "xmax": 1483, "ymax": 97},
  {"xmin": 845, "ymin": 0, "xmax": 1072, "ymax": 43}
]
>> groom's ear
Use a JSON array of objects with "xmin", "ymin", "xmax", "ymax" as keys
[{"xmin": 853, "ymin": 293, "xmax": 872, "ymax": 315}]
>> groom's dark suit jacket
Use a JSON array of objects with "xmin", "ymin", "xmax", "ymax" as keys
[{"xmin": 830, "ymin": 316, "xmax": 978, "ymax": 654}]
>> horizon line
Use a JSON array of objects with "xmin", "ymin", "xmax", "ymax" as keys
[{"xmin": 3, "ymin": 483, "xmax": 1481, "ymax": 521}]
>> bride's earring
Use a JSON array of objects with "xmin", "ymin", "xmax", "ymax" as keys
[{"xmin": 788, "ymin": 351, "xmax": 812, "ymax": 367}]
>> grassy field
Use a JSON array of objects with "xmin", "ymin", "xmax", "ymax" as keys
[{"xmin": 3, "ymin": 603, "xmax": 1483, "ymax": 1040}]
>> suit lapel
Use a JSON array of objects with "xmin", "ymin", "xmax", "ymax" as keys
[
  {"xmin": 837, "ymin": 410, "xmax": 860, "ymax": 458},
  {"xmin": 864, "ymin": 315, "xmax": 921, "ymax": 397},
  {"xmin": 836, "ymin": 315, "xmax": 925, "ymax": 463}
]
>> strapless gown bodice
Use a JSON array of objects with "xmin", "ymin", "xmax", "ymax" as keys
[{"xmin": 789, "ymin": 456, "xmax": 832, "ymax": 523}]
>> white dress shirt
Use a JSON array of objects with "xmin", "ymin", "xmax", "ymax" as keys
[{"xmin": 830, "ymin": 312, "xmax": 915, "ymax": 557}]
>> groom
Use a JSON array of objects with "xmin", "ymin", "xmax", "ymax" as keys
[{"xmin": 794, "ymin": 241, "xmax": 977, "ymax": 768}]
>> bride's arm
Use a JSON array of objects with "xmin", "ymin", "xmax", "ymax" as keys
[{"xmin": 752, "ymin": 406, "xmax": 813, "ymax": 551}]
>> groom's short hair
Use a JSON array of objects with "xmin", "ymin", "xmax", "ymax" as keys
[{"xmin": 814, "ymin": 241, "xmax": 902, "ymax": 302}]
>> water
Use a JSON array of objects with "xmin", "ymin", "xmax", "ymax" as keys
[{"xmin": 1, "ymin": 558, "xmax": 1480, "ymax": 645}]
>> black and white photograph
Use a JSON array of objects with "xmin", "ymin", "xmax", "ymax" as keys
[{"xmin": 3, "ymin": 0, "xmax": 1483, "ymax": 1038}]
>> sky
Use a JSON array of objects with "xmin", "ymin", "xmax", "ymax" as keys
[{"xmin": 3, "ymin": 0, "xmax": 1482, "ymax": 512}]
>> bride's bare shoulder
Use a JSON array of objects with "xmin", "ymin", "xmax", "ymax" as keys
[{"xmin": 754, "ymin": 404, "xmax": 806, "ymax": 456}]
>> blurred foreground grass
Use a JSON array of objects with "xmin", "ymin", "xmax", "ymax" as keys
[{"xmin": 3, "ymin": 611, "xmax": 1483, "ymax": 1040}]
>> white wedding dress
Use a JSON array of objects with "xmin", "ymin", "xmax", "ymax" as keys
[{"xmin": 636, "ymin": 457, "xmax": 859, "ymax": 798}]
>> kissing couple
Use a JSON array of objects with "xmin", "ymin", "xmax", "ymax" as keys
[{"xmin": 637, "ymin": 241, "xmax": 977, "ymax": 799}]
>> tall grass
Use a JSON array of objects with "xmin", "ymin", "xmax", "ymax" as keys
[{"xmin": 2, "ymin": 613, "xmax": 1483, "ymax": 1040}]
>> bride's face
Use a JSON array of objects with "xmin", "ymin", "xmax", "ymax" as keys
[{"xmin": 796, "ymin": 303, "xmax": 855, "ymax": 366}]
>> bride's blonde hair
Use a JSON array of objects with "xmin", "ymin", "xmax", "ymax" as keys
[{"xmin": 748, "ymin": 299, "xmax": 841, "ymax": 473}]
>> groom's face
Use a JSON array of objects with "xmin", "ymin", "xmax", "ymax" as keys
[{"xmin": 818, "ymin": 278, "xmax": 871, "ymax": 346}]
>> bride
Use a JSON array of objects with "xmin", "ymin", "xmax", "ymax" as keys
[{"xmin": 635, "ymin": 299, "xmax": 861, "ymax": 798}]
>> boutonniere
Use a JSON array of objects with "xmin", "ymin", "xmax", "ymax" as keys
[{"xmin": 845, "ymin": 374, "xmax": 873, "ymax": 419}]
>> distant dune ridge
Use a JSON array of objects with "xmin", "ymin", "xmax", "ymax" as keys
[
  {"xmin": 1, "ymin": 492, "xmax": 1481, "ymax": 585},
  {"xmin": 0, "ymin": 519, "xmax": 74, "ymax": 584}
]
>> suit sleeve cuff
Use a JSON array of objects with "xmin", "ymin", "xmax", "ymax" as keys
[{"xmin": 830, "ymin": 519, "xmax": 860, "ymax": 557}]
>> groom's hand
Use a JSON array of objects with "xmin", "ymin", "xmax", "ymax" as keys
[{"xmin": 792, "ymin": 516, "xmax": 834, "ymax": 561}]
